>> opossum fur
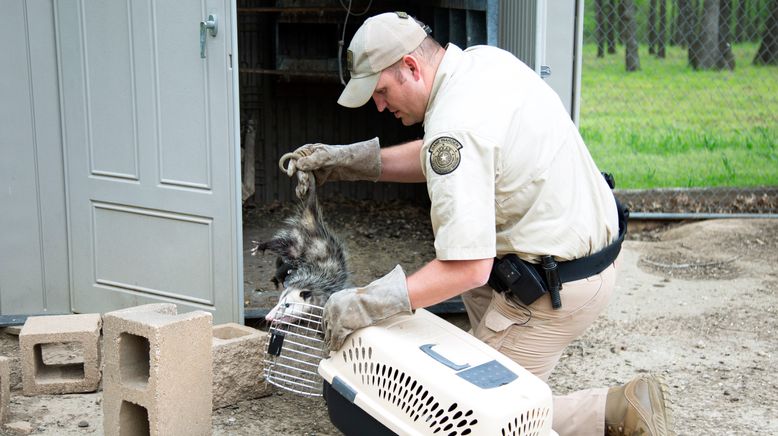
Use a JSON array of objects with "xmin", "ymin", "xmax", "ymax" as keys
[{"xmin": 254, "ymin": 181, "xmax": 350, "ymax": 320}]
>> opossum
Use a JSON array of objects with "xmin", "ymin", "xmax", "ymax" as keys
[{"xmin": 253, "ymin": 178, "xmax": 350, "ymax": 322}]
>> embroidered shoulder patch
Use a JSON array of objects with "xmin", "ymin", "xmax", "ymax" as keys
[{"xmin": 428, "ymin": 137, "xmax": 462, "ymax": 175}]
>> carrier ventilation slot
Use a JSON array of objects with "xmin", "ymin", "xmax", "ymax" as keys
[
  {"xmin": 500, "ymin": 408, "xmax": 551, "ymax": 436},
  {"xmin": 343, "ymin": 338, "xmax": 478, "ymax": 436}
]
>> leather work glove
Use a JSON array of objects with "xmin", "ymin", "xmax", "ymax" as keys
[
  {"xmin": 292, "ymin": 137, "xmax": 382, "ymax": 185},
  {"xmin": 323, "ymin": 265, "xmax": 412, "ymax": 351}
]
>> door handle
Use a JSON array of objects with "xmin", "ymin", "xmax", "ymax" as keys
[{"xmin": 200, "ymin": 14, "xmax": 218, "ymax": 59}]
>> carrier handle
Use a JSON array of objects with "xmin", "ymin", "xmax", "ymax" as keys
[{"xmin": 420, "ymin": 344, "xmax": 470, "ymax": 371}]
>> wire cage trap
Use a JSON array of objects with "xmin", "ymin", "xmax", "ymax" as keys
[{"xmin": 263, "ymin": 302, "xmax": 328, "ymax": 397}]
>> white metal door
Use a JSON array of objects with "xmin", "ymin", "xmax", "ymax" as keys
[
  {"xmin": 546, "ymin": 0, "xmax": 584, "ymax": 125},
  {"xmin": 56, "ymin": 0, "xmax": 242, "ymax": 323}
]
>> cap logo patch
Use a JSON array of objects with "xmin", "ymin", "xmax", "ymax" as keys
[
  {"xmin": 428, "ymin": 137, "xmax": 462, "ymax": 175},
  {"xmin": 395, "ymin": 11, "xmax": 409, "ymax": 19},
  {"xmin": 346, "ymin": 49, "xmax": 354, "ymax": 72}
]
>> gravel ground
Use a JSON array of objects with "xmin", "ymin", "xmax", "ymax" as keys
[{"xmin": 1, "ymin": 197, "xmax": 775, "ymax": 435}]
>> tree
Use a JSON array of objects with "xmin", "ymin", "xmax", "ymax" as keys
[
  {"xmin": 649, "ymin": 0, "xmax": 658, "ymax": 54},
  {"xmin": 596, "ymin": 0, "xmax": 607, "ymax": 57},
  {"xmin": 595, "ymin": 0, "xmax": 619, "ymax": 56},
  {"xmin": 607, "ymin": 0, "xmax": 618, "ymax": 54},
  {"xmin": 690, "ymin": 0, "xmax": 721, "ymax": 69},
  {"xmin": 673, "ymin": 0, "xmax": 695, "ymax": 47},
  {"xmin": 754, "ymin": 0, "xmax": 778, "ymax": 65},
  {"xmin": 689, "ymin": 0, "xmax": 737, "ymax": 70},
  {"xmin": 736, "ymin": 0, "xmax": 748, "ymax": 42},
  {"xmin": 648, "ymin": 0, "xmax": 669, "ymax": 56},
  {"xmin": 622, "ymin": 0, "xmax": 641, "ymax": 71},
  {"xmin": 736, "ymin": 0, "xmax": 759, "ymax": 43},
  {"xmin": 657, "ymin": 0, "xmax": 668, "ymax": 58},
  {"xmin": 718, "ymin": 0, "xmax": 735, "ymax": 69}
]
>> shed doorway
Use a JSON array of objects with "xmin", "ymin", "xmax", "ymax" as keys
[{"xmin": 234, "ymin": 1, "xmax": 498, "ymax": 318}]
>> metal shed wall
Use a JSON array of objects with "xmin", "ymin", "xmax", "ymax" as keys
[
  {"xmin": 499, "ymin": 0, "xmax": 543, "ymax": 71},
  {"xmin": 1, "ymin": 1, "xmax": 70, "ymax": 316}
]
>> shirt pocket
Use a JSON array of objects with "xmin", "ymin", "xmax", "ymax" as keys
[{"xmin": 494, "ymin": 180, "xmax": 541, "ymax": 231}]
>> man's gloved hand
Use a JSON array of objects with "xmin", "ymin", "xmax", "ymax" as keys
[
  {"xmin": 323, "ymin": 265, "xmax": 412, "ymax": 351},
  {"xmin": 293, "ymin": 137, "xmax": 382, "ymax": 184}
]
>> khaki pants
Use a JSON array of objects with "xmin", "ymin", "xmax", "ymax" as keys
[{"xmin": 463, "ymin": 262, "xmax": 617, "ymax": 436}]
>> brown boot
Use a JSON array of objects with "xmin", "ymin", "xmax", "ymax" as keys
[{"xmin": 604, "ymin": 374, "xmax": 673, "ymax": 436}]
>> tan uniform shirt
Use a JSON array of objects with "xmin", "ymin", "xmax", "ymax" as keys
[{"xmin": 421, "ymin": 44, "xmax": 618, "ymax": 263}]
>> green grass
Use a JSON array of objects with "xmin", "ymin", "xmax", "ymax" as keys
[{"xmin": 580, "ymin": 42, "xmax": 778, "ymax": 189}]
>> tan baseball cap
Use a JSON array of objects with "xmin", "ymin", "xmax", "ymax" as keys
[{"xmin": 338, "ymin": 12, "xmax": 428, "ymax": 108}]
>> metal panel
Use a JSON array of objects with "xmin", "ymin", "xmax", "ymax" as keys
[
  {"xmin": 465, "ymin": 8, "xmax": 487, "ymax": 45},
  {"xmin": 499, "ymin": 0, "xmax": 543, "ymax": 70},
  {"xmin": 82, "ymin": 1, "xmax": 139, "ymax": 181},
  {"xmin": 92, "ymin": 203, "xmax": 214, "ymax": 305},
  {"xmin": 0, "ymin": 0, "xmax": 70, "ymax": 315},
  {"xmin": 432, "ymin": 0, "xmax": 498, "ymax": 48},
  {"xmin": 156, "ymin": 1, "xmax": 212, "ymax": 189}
]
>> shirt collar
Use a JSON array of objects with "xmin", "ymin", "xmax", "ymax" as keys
[{"xmin": 424, "ymin": 43, "xmax": 464, "ymax": 126}]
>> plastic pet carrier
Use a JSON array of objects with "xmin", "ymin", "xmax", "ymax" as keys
[{"xmin": 318, "ymin": 309, "xmax": 556, "ymax": 436}]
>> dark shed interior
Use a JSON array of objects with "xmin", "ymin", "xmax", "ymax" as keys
[{"xmin": 236, "ymin": 0, "xmax": 497, "ymax": 205}]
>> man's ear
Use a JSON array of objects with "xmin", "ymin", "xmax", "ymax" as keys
[{"xmin": 402, "ymin": 55, "xmax": 423, "ymax": 80}]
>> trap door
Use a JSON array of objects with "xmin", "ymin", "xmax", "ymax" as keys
[{"xmin": 57, "ymin": 1, "xmax": 243, "ymax": 323}]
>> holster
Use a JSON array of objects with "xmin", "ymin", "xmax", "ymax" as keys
[{"xmin": 487, "ymin": 254, "xmax": 548, "ymax": 306}]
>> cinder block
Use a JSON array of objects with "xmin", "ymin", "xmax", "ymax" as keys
[
  {"xmin": 102, "ymin": 304, "xmax": 212, "ymax": 436},
  {"xmin": 2, "ymin": 326, "xmax": 22, "ymax": 336},
  {"xmin": 19, "ymin": 314, "xmax": 102, "ymax": 395},
  {"xmin": 1, "ymin": 356, "xmax": 9, "ymax": 424},
  {"xmin": 212, "ymin": 323, "xmax": 273, "ymax": 409}
]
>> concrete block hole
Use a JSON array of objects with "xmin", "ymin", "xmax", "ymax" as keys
[
  {"xmin": 119, "ymin": 333, "xmax": 150, "ymax": 388},
  {"xmin": 33, "ymin": 342, "xmax": 85, "ymax": 383},
  {"xmin": 120, "ymin": 400, "xmax": 150, "ymax": 436}
]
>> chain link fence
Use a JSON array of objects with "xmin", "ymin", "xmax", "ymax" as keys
[{"xmin": 580, "ymin": 0, "xmax": 777, "ymax": 217}]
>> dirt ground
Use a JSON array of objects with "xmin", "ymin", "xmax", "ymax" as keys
[{"xmin": 1, "ymin": 198, "xmax": 776, "ymax": 435}]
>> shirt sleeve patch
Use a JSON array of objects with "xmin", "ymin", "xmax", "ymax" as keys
[{"xmin": 428, "ymin": 137, "xmax": 463, "ymax": 175}]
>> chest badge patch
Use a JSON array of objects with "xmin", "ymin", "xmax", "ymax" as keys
[{"xmin": 428, "ymin": 137, "xmax": 462, "ymax": 175}]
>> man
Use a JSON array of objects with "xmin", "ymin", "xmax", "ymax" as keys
[{"xmin": 288, "ymin": 12, "xmax": 672, "ymax": 436}]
